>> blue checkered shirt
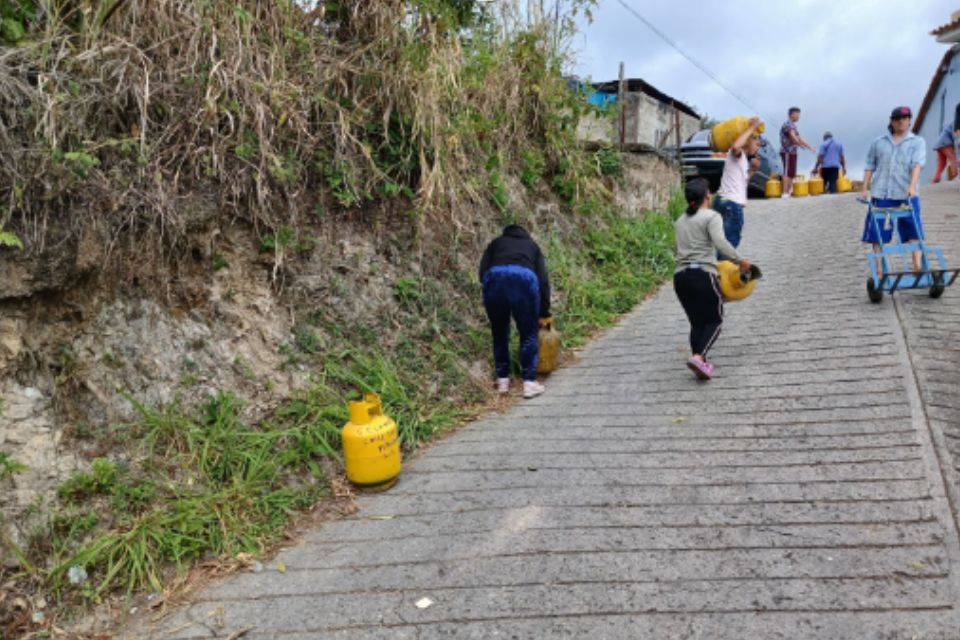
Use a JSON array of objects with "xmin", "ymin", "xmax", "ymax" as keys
[{"xmin": 865, "ymin": 132, "xmax": 926, "ymax": 200}]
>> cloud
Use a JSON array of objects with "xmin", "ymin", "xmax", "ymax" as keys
[{"xmin": 574, "ymin": 0, "xmax": 950, "ymax": 175}]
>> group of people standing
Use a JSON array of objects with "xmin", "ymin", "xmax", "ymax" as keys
[
  {"xmin": 779, "ymin": 106, "xmax": 848, "ymax": 195},
  {"xmin": 479, "ymin": 104, "xmax": 937, "ymax": 393}
]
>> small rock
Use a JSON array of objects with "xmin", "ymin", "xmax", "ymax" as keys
[
  {"xmin": 67, "ymin": 565, "xmax": 88, "ymax": 585},
  {"xmin": 415, "ymin": 597, "xmax": 434, "ymax": 609},
  {"xmin": 22, "ymin": 387, "xmax": 43, "ymax": 401},
  {"xmin": 31, "ymin": 611, "xmax": 45, "ymax": 623}
]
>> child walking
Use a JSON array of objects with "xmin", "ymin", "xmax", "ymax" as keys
[
  {"xmin": 713, "ymin": 116, "xmax": 762, "ymax": 248},
  {"xmin": 478, "ymin": 225, "xmax": 551, "ymax": 399},
  {"xmin": 674, "ymin": 178, "xmax": 751, "ymax": 380}
]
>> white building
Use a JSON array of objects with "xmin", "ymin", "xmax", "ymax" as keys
[
  {"xmin": 576, "ymin": 78, "xmax": 701, "ymax": 151},
  {"xmin": 913, "ymin": 10, "xmax": 960, "ymax": 183}
]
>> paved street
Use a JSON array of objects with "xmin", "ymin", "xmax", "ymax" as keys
[{"xmin": 140, "ymin": 183, "xmax": 960, "ymax": 640}]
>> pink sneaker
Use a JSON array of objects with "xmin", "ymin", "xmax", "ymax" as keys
[
  {"xmin": 496, "ymin": 378, "xmax": 510, "ymax": 394},
  {"xmin": 523, "ymin": 380, "xmax": 545, "ymax": 399},
  {"xmin": 686, "ymin": 357, "xmax": 714, "ymax": 380}
]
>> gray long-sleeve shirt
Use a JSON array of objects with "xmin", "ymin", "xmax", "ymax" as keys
[{"xmin": 674, "ymin": 208, "xmax": 743, "ymax": 275}]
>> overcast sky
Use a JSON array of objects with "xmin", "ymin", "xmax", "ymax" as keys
[{"xmin": 573, "ymin": 0, "xmax": 952, "ymax": 176}]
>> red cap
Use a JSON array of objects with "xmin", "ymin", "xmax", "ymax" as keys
[{"xmin": 890, "ymin": 106, "xmax": 912, "ymax": 119}]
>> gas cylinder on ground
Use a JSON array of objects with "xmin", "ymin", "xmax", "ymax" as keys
[
  {"xmin": 710, "ymin": 116, "xmax": 765, "ymax": 152},
  {"xmin": 342, "ymin": 393, "xmax": 401, "ymax": 490},
  {"xmin": 837, "ymin": 171, "xmax": 852, "ymax": 193},
  {"xmin": 792, "ymin": 175, "xmax": 809, "ymax": 197},
  {"xmin": 716, "ymin": 261, "xmax": 763, "ymax": 302},
  {"xmin": 765, "ymin": 175, "xmax": 782, "ymax": 198},
  {"xmin": 808, "ymin": 174, "xmax": 824, "ymax": 196},
  {"xmin": 537, "ymin": 318, "xmax": 560, "ymax": 374}
]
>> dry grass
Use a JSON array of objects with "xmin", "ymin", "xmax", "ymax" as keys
[{"xmin": 0, "ymin": 0, "xmax": 595, "ymax": 257}]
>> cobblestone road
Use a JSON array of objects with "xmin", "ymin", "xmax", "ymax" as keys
[{"xmin": 139, "ymin": 185, "xmax": 960, "ymax": 639}]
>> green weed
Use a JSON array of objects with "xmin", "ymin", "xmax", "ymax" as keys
[
  {"xmin": 594, "ymin": 146, "xmax": 621, "ymax": 176},
  {"xmin": 0, "ymin": 452, "xmax": 27, "ymax": 480},
  {"xmin": 521, "ymin": 149, "xmax": 546, "ymax": 189},
  {"xmin": 45, "ymin": 391, "xmax": 333, "ymax": 598}
]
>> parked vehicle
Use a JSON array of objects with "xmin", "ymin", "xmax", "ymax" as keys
[{"xmin": 680, "ymin": 129, "xmax": 782, "ymax": 199}]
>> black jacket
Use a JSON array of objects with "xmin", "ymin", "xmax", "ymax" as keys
[{"xmin": 478, "ymin": 225, "xmax": 551, "ymax": 317}]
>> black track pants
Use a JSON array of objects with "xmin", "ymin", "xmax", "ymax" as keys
[{"xmin": 673, "ymin": 268, "xmax": 724, "ymax": 358}]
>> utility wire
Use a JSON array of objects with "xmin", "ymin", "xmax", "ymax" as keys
[{"xmin": 612, "ymin": 0, "xmax": 765, "ymax": 118}]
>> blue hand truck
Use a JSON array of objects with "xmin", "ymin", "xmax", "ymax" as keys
[{"xmin": 859, "ymin": 197, "xmax": 959, "ymax": 303}]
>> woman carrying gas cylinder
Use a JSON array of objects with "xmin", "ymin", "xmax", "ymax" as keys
[
  {"xmin": 478, "ymin": 225, "xmax": 551, "ymax": 399},
  {"xmin": 674, "ymin": 178, "xmax": 751, "ymax": 380}
]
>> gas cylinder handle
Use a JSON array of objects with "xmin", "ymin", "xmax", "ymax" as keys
[
  {"xmin": 364, "ymin": 393, "xmax": 383, "ymax": 416},
  {"xmin": 348, "ymin": 400, "xmax": 372, "ymax": 425}
]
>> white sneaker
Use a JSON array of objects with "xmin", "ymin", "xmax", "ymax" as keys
[
  {"xmin": 522, "ymin": 380, "xmax": 545, "ymax": 399},
  {"xmin": 496, "ymin": 378, "xmax": 510, "ymax": 394}
]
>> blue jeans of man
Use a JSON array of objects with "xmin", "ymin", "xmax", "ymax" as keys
[
  {"xmin": 712, "ymin": 196, "xmax": 744, "ymax": 250},
  {"xmin": 482, "ymin": 265, "xmax": 540, "ymax": 381}
]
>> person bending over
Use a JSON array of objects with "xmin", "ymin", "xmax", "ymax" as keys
[{"xmin": 478, "ymin": 225, "xmax": 551, "ymax": 399}]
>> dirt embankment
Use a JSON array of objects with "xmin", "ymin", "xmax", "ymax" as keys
[{"xmin": 0, "ymin": 151, "xmax": 677, "ymax": 562}]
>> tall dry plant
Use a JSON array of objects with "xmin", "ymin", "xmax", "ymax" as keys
[{"xmin": 0, "ymin": 0, "xmax": 595, "ymax": 255}]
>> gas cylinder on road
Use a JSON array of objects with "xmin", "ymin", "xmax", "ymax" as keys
[
  {"xmin": 537, "ymin": 317, "xmax": 560, "ymax": 374},
  {"xmin": 710, "ymin": 116, "xmax": 765, "ymax": 152},
  {"xmin": 342, "ymin": 393, "xmax": 401, "ymax": 490},
  {"xmin": 765, "ymin": 175, "xmax": 782, "ymax": 198},
  {"xmin": 837, "ymin": 171, "xmax": 852, "ymax": 193},
  {"xmin": 808, "ymin": 174, "xmax": 824, "ymax": 196},
  {"xmin": 717, "ymin": 261, "xmax": 763, "ymax": 302},
  {"xmin": 792, "ymin": 175, "xmax": 809, "ymax": 197}
]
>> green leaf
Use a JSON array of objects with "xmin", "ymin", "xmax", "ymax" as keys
[
  {"xmin": 0, "ymin": 18, "xmax": 26, "ymax": 44},
  {"xmin": 0, "ymin": 231, "xmax": 23, "ymax": 250}
]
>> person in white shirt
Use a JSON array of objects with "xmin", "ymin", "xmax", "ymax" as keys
[{"xmin": 713, "ymin": 117, "xmax": 763, "ymax": 249}]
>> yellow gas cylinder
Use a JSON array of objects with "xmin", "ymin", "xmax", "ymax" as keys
[
  {"xmin": 710, "ymin": 116, "xmax": 766, "ymax": 152},
  {"xmin": 537, "ymin": 318, "xmax": 560, "ymax": 374},
  {"xmin": 808, "ymin": 174, "xmax": 824, "ymax": 196},
  {"xmin": 837, "ymin": 171, "xmax": 852, "ymax": 193},
  {"xmin": 765, "ymin": 175, "xmax": 782, "ymax": 198},
  {"xmin": 341, "ymin": 393, "xmax": 401, "ymax": 490},
  {"xmin": 717, "ymin": 261, "xmax": 763, "ymax": 302},
  {"xmin": 792, "ymin": 175, "xmax": 809, "ymax": 197}
]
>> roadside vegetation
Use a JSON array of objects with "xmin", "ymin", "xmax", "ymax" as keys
[{"xmin": 0, "ymin": 0, "xmax": 684, "ymax": 634}]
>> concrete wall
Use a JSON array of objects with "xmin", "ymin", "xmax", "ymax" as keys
[
  {"xmin": 614, "ymin": 152, "xmax": 681, "ymax": 216},
  {"xmin": 917, "ymin": 52, "xmax": 960, "ymax": 184},
  {"xmin": 576, "ymin": 92, "xmax": 700, "ymax": 148},
  {"xmin": 625, "ymin": 93, "xmax": 700, "ymax": 147}
]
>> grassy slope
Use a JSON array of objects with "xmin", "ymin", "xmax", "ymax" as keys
[{"xmin": 0, "ymin": 0, "xmax": 686, "ymax": 630}]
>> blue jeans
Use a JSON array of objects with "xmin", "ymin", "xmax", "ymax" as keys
[
  {"xmin": 712, "ymin": 196, "xmax": 744, "ymax": 249},
  {"xmin": 482, "ymin": 265, "xmax": 540, "ymax": 381}
]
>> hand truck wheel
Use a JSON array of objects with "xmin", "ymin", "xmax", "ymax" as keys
[{"xmin": 867, "ymin": 277, "xmax": 883, "ymax": 303}]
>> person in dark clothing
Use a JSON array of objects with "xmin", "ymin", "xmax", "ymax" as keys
[{"xmin": 478, "ymin": 225, "xmax": 551, "ymax": 399}]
